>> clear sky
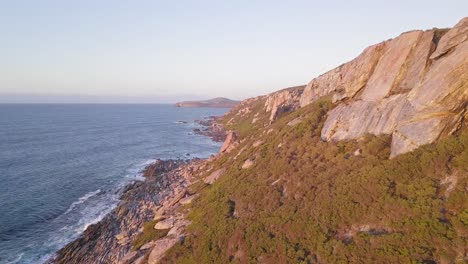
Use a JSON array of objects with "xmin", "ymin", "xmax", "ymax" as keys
[{"xmin": 0, "ymin": 0, "xmax": 466, "ymax": 103}]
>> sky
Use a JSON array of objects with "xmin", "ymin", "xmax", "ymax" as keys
[{"xmin": 0, "ymin": 0, "xmax": 466, "ymax": 103}]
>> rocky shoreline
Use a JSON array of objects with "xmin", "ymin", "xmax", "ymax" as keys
[
  {"xmin": 193, "ymin": 116, "xmax": 226, "ymax": 142},
  {"xmin": 47, "ymin": 118, "xmax": 227, "ymax": 264}
]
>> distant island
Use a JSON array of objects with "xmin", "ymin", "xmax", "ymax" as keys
[{"xmin": 175, "ymin": 97, "xmax": 239, "ymax": 108}]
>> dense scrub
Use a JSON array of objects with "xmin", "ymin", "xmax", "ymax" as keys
[{"xmin": 164, "ymin": 98, "xmax": 468, "ymax": 263}]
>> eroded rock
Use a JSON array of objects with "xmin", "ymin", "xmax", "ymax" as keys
[
  {"xmin": 242, "ymin": 159, "xmax": 254, "ymax": 169},
  {"xmin": 203, "ymin": 168, "xmax": 226, "ymax": 185},
  {"xmin": 147, "ymin": 238, "xmax": 180, "ymax": 264},
  {"xmin": 303, "ymin": 17, "xmax": 468, "ymax": 157},
  {"xmin": 219, "ymin": 131, "xmax": 239, "ymax": 154},
  {"xmin": 154, "ymin": 218, "xmax": 175, "ymax": 230}
]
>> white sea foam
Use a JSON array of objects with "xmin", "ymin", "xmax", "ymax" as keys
[
  {"xmin": 124, "ymin": 159, "xmax": 156, "ymax": 181},
  {"xmin": 5, "ymin": 253, "xmax": 23, "ymax": 264},
  {"xmin": 63, "ymin": 189, "xmax": 102, "ymax": 215}
]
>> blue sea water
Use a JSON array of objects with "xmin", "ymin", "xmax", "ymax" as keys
[{"xmin": 0, "ymin": 104, "xmax": 227, "ymax": 264}]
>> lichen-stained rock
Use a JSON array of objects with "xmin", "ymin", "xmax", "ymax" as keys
[
  {"xmin": 299, "ymin": 42, "xmax": 386, "ymax": 106},
  {"xmin": 360, "ymin": 31, "xmax": 422, "ymax": 101},
  {"xmin": 392, "ymin": 30, "xmax": 435, "ymax": 94},
  {"xmin": 407, "ymin": 40, "xmax": 468, "ymax": 112},
  {"xmin": 147, "ymin": 237, "xmax": 179, "ymax": 264},
  {"xmin": 264, "ymin": 85, "xmax": 304, "ymax": 122},
  {"xmin": 241, "ymin": 159, "xmax": 254, "ymax": 169},
  {"xmin": 430, "ymin": 17, "xmax": 468, "ymax": 59}
]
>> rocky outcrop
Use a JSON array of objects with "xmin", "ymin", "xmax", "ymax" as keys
[
  {"xmin": 47, "ymin": 159, "xmax": 191, "ymax": 264},
  {"xmin": 219, "ymin": 131, "xmax": 239, "ymax": 154},
  {"xmin": 301, "ymin": 17, "xmax": 468, "ymax": 157},
  {"xmin": 147, "ymin": 238, "xmax": 180, "ymax": 264},
  {"xmin": 264, "ymin": 85, "xmax": 305, "ymax": 122}
]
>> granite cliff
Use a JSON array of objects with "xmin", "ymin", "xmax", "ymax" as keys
[{"xmin": 238, "ymin": 17, "xmax": 468, "ymax": 158}]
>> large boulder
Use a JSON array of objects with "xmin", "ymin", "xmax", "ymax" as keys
[
  {"xmin": 219, "ymin": 131, "xmax": 239, "ymax": 154},
  {"xmin": 264, "ymin": 86, "xmax": 304, "ymax": 122},
  {"xmin": 147, "ymin": 238, "xmax": 180, "ymax": 264}
]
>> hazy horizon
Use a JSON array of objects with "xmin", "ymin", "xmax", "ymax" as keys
[
  {"xmin": 1, "ymin": 1, "xmax": 467, "ymax": 103},
  {"xmin": 0, "ymin": 92, "xmax": 217, "ymax": 104}
]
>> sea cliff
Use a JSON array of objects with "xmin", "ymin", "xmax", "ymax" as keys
[{"xmin": 50, "ymin": 17, "xmax": 467, "ymax": 263}]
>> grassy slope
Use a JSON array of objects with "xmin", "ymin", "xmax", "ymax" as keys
[{"xmin": 163, "ymin": 97, "xmax": 468, "ymax": 263}]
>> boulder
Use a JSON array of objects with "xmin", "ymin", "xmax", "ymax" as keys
[
  {"xmin": 242, "ymin": 159, "xmax": 254, "ymax": 169},
  {"xmin": 147, "ymin": 238, "xmax": 179, "ymax": 264},
  {"xmin": 154, "ymin": 219, "xmax": 175, "ymax": 230},
  {"xmin": 219, "ymin": 131, "xmax": 239, "ymax": 154},
  {"xmin": 179, "ymin": 195, "xmax": 197, "ymax": 205},
  {"xmin": 203, "ymin": 168, "xmax": 226, "ymax": 184}
]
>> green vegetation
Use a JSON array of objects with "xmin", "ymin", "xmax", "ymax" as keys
[
  {"xmin": 221, "ymin": 97, "xmax": 269, "ymax": 138},
  {"xmin": 132, "ymin": 220, "xmax": 170, "ymax": 250},
  {"xmin": 163, "ymin": 97, "xmax": 467, "ymax": 263}
]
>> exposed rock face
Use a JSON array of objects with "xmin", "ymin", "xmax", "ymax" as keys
[
  {"xmin": 264, "ymin": 85, "xmax": 305, "ymax": 122},
  {"xmin": 219, "ymin": 131, "xmax": 239, "ymax": 154},
  {"xmin": 147, "ymin": 238, "xmax": 180, "ymax": 264},
  {"xmin": 241, "ymin": 159, "xmax": 254, "ymax": 169},
  {"xmin": 301, "ymin": 17, "xmax": 468, "ymax": 157}
]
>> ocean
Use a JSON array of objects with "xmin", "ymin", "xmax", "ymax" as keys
[{"xmin": 0, "ymin": 104, "xmax": 227, "ymax": 264}]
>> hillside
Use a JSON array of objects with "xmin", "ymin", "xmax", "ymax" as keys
[
  {"xmin": 175, "ymin": 98, "xmax": 239, "ymax": 108},
  {"xmin": 159, "ymin": 18, "xmax": 468, "ymax": 263},
  {"xmin": 51, "ymin": 18, "xmax": 467, "ymax": 264}
]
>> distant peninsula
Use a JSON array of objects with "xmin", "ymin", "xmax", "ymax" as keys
[{"xmin": 175, "ymin": 97, "xmax": 239, "ymax": 108}]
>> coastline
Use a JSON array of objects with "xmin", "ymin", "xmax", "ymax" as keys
[{"xmin": 47, "ymin": 118, "xmax": 227, "ymax": 264}]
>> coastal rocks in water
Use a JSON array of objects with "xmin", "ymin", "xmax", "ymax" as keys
[
  {"xmin": 301, "ymin": 17, "xmax": 468, "ymax": 157},
  {"xmin": 144, "ymin": 159, "xmax": 188, "ymax": 178},
  {"xmin": 193, "ymin": 116, "xmax": 227, "ymax": 142},
  {"xmin": 204, "ymin": 168, "xmax": 226, "ymax": 185},
  {"xmin": 264, "ymin": 85, "xmax": 304, "ymax": 122},
  {"xmin": 219, "ymin": 131, "xmax": 239, "ymax": 154}
]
